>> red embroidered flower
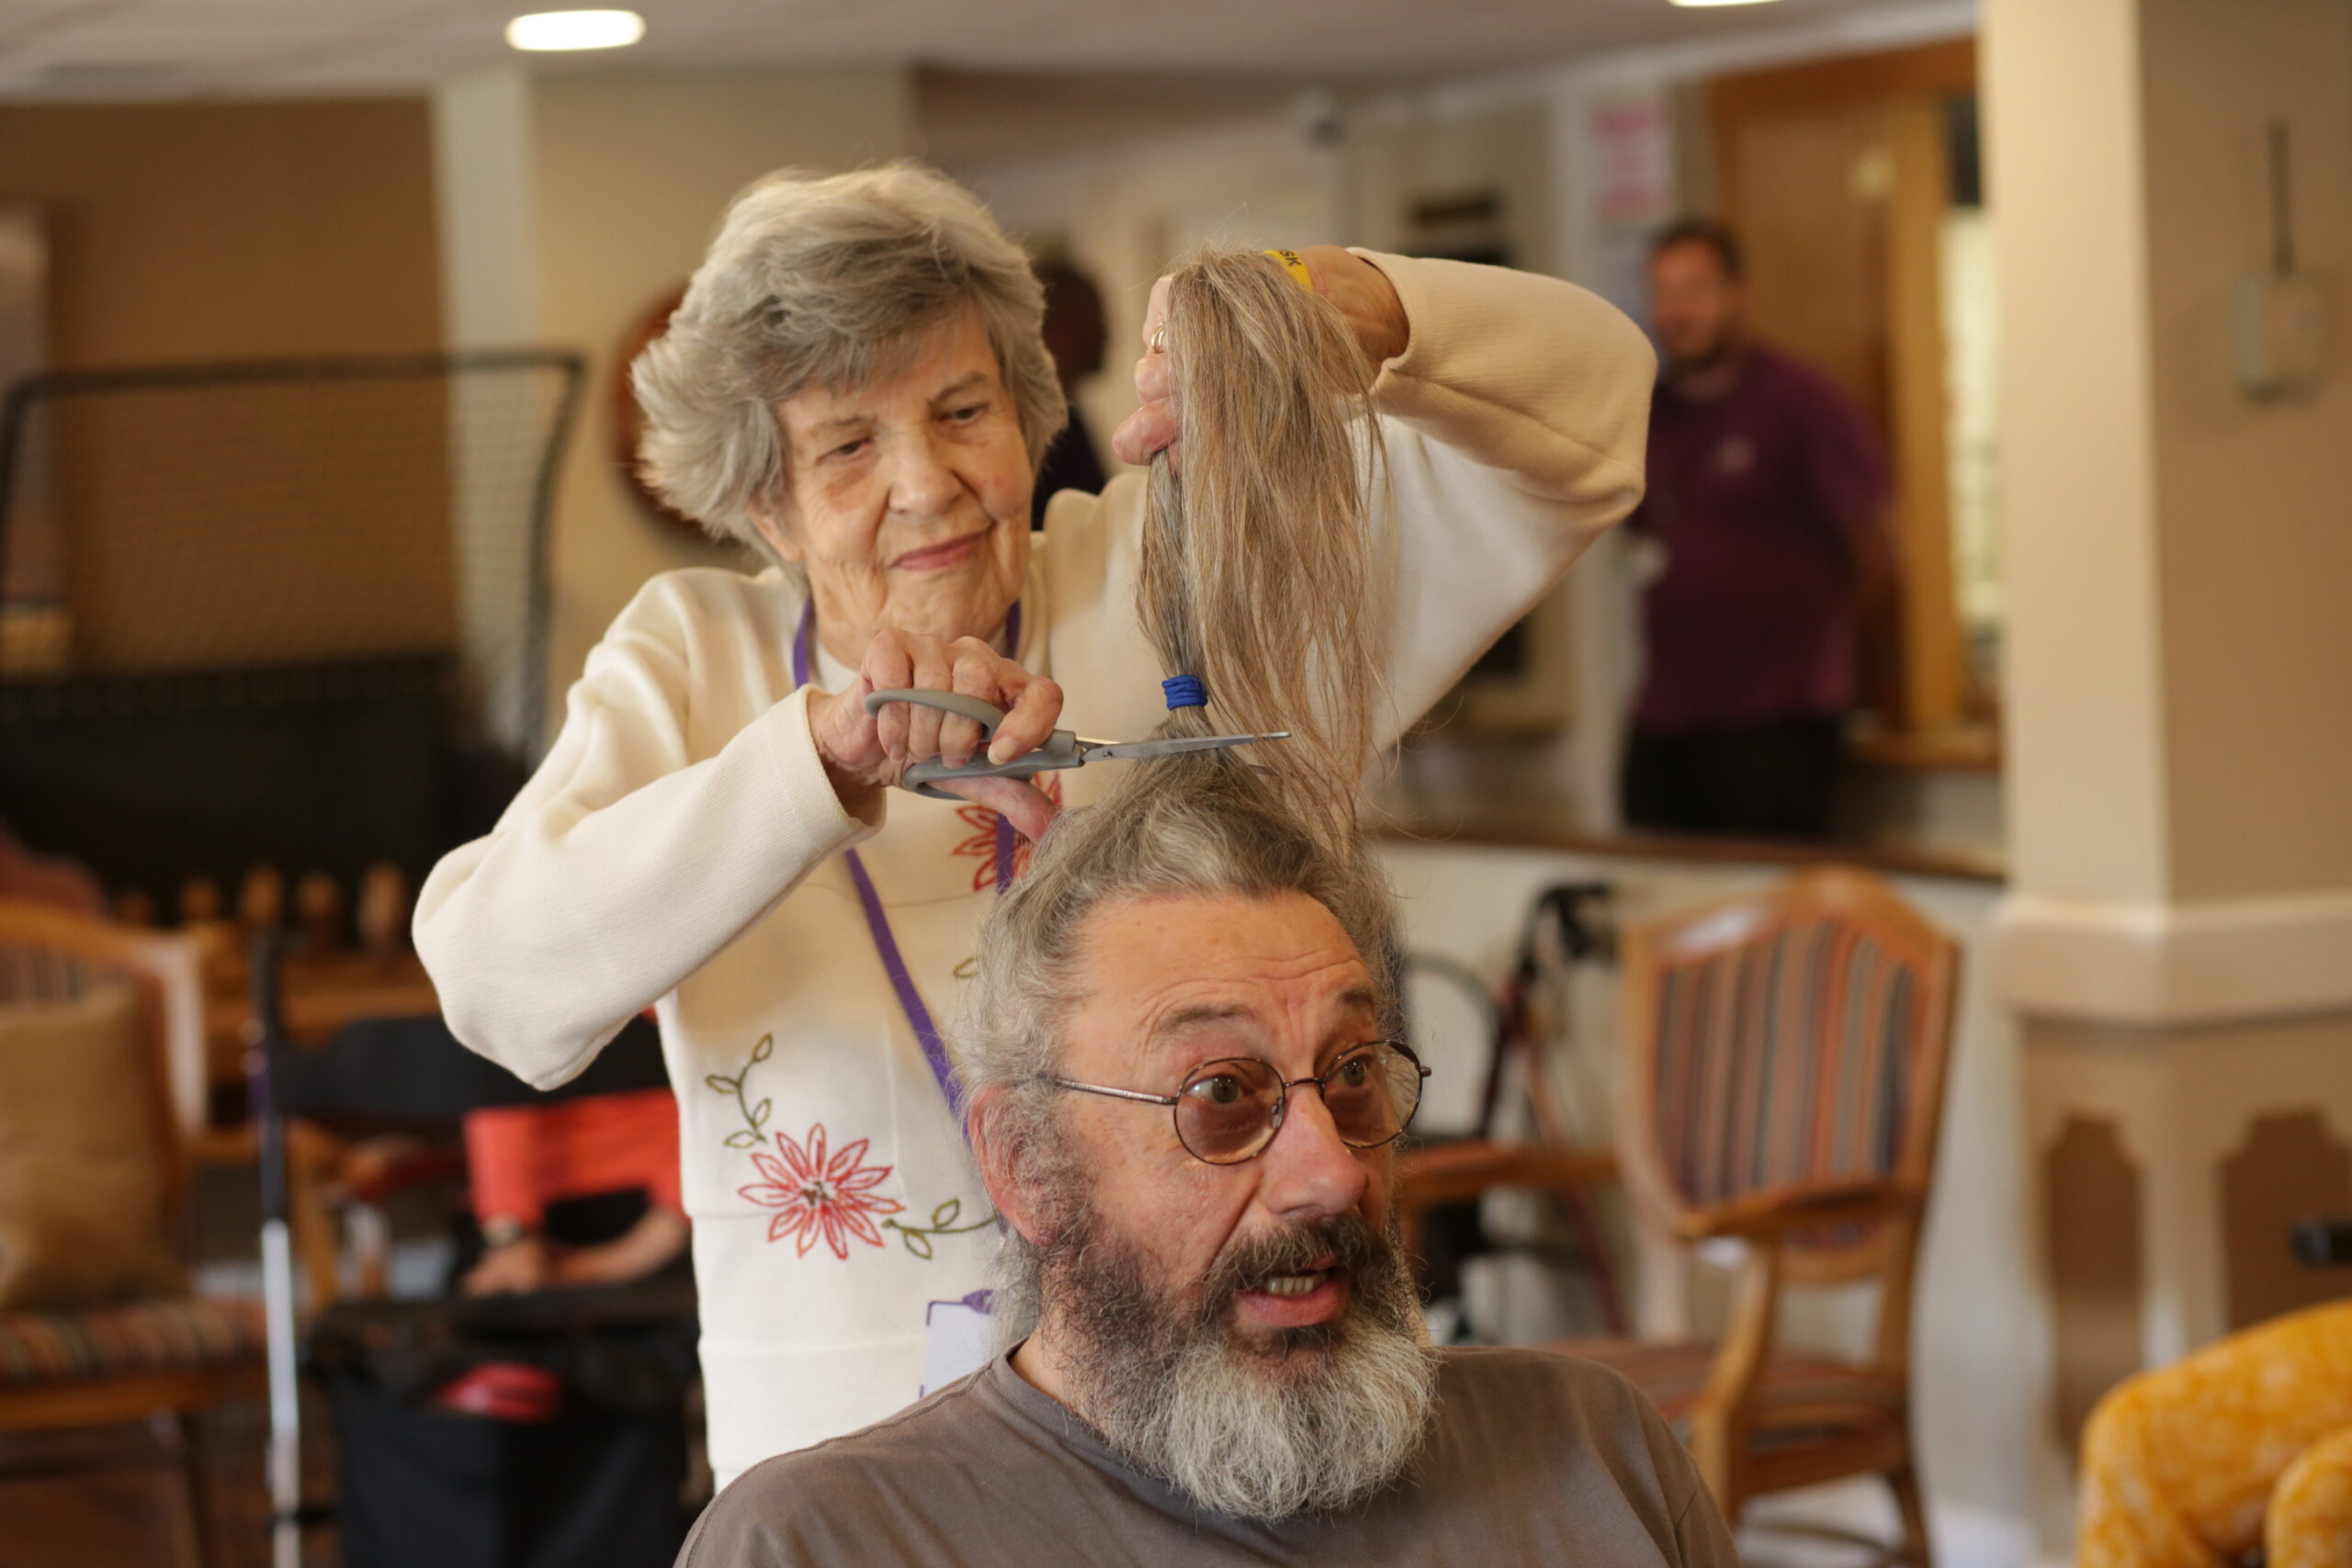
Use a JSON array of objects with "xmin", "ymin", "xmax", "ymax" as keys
[
  {"xmin": 950, "ymin": 775, "xmax": 1062, "ymax": 892},
  {"xmin": 739, "ymin": 1123, "xmax": 904, "ymax": 1258}
]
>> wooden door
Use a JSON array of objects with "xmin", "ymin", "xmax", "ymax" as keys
[{"xmin": 1710, "ymin": 39, "xmax": 1978, "ymax": 739}]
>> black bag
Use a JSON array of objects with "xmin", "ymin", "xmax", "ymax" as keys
[{"xmin": 310, "ymin": 1278, "xmax": 697, "ymax": 1568}]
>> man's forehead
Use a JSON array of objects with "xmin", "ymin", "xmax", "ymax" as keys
[
  {"xmin": 1069, "ymin": 892, "xmax": 1376, "ymax": 1062},
  {"xmin": 1146, "ymin": 984, "xmax": 1379, "ymax": 1036}
]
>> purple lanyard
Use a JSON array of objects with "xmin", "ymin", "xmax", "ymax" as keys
[{"xmin": 793, "ymin": 601, "xmax": 1021, "ymax": 1118}]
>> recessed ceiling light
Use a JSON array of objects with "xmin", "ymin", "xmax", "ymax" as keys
[
  {"xmin": 1668, "ymin": 0, "xmax": 1786, "ymax": 6},
  {"xmin": 505, "ymin": 10, "xmax": 646, "ymax": 51}
]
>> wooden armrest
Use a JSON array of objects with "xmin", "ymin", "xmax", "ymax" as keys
[
  {"xmin": 187, "ymin": 1125, "xmax": 260, "ymax": 1168},
  {"xmin": 1398, "ymin": 1140, "xmax": 1620, "ymax": 1211},
  {"xmin": 1672, "ymin": 1179, "xmax": 1921, "ymax": 1244},
  {"xmin": 335, "ymin": 1135, "xmax": 467, "ymax": 1205}
]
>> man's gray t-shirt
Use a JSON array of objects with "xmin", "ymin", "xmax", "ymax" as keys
[{"xmin": 679, "ymin": 1347, "xmax": 1739, "ymax": 1566}]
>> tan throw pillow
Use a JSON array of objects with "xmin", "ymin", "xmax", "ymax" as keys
[{"xmin": 0, "ymin": 985, "xmax": 187, "ymax": 1310}]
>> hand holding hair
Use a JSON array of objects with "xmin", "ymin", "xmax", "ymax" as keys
[{"xmin": 1111, "ymin": 246, "xmax": 1408, "ymax": 467}]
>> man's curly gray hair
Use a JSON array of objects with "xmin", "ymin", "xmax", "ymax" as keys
[
  {"xmin": 632, "ymin": 163, "xmax": 1068, "ymax": 549},
  {"xmin": 955, "ymin": 755, "xmax": 1396, "ymax": 1143}
]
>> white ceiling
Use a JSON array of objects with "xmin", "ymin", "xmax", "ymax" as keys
[{"xmin": 0, "ymin": 0, "xmax": 1903, "ymax": 101}]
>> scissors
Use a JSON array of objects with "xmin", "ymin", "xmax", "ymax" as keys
[{"xmin": 863, "ymin": 688, "xmax": 1288, "ymax": 800}]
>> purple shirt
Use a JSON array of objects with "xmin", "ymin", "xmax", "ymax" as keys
[{"xmin": 1630, "ymin": 345, "xmax": 1887, "ymax": 732}]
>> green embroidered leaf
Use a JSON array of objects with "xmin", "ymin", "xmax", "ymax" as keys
[
  {"xmin": 904, "ymin": 1232, "xmax": 933, "ymax": 1259},
  {"xmin": 725, "ymin": 1130, "xmax": 760, "ymax": 1149},
  {"xmin": 704, "ymin": 1074, "xmax": 737, "ymax": 1094},
  {"xmin": 751, "ymin": 1034, "xmax": 775, "ymax": 1063},
  {"xmin": 932, "ymin": 1198, "xmax": 962, "ymax": 1227},
  {"xmin": 751, "ymin": 1098, "xmax": 771, "ymax": 1128}
]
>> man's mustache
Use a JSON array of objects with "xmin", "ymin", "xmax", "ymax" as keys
[{"xmin": 1194, "ymin": 1213, "xmax": 1396, "ymax": 1325}]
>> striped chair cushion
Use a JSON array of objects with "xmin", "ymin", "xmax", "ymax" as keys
[
  {"xmin": 1651, "ymin": 918, "xmax": 1925, "ymax": 1210},
  {"xmin": 0, "ymin": 1296, "xmax": 266, "ymax": 1386},
  {"xmin": 0, "ymin": 947, "xmax": 113, "ymax": 1008},
  {"xmin": 1554, "ymin": 1338, "xmax": 1906, "ymax": 1453}
]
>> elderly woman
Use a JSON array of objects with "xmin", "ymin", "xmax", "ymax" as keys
[{"xmin": 415, "ymin": 163, "xmax": 1652, "ymax": 1483}]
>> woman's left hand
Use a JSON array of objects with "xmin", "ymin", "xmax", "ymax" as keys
[{"xmin": 1111, "ymin": 246, "xmax": 1408, "ymax": 467}]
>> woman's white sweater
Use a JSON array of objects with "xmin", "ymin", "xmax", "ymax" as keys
[{"xmin": 413, "ymin": 252, "xmax": 1654, "ymax": 1483}]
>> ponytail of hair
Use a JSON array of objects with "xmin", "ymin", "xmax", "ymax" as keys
[{"xmin": 1130, "ymin": 247, "xmax": 1390, "ymax": 852}]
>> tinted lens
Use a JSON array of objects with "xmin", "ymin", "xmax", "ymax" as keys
[
  {"xmin": 1175, "ymin": 1057, "xmax": 1283, "ymax": 1164},
  {"xmin": 1322, "ymin": 1043, "xmax": 1420, "ymax": 1147}
]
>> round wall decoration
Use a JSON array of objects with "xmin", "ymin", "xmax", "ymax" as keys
[{"xmin": 608, "ymin": 282, "xmax": 698, "ymax": 540}]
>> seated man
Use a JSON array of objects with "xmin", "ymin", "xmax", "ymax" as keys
[{"xmin": 678, "ymin": 771, "xmax": 1736, "ymax": 1566}]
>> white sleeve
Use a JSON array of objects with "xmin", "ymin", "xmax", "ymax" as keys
[
  {"xmin": 413, "ymin": 581, "xmax": 878, "ymax": 1090},
  {"xmin": 1351, "ymin": 250, "xmax": 1657, "ymax": 742}
]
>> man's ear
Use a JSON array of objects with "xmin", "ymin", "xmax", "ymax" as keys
[{"xmin": 967, "ymin": 1087, "xmax": 1051, "ymax": 1247}]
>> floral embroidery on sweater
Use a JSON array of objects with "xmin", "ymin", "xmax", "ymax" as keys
[
  {"xmin": 949, "ymin": 774, "xmax": 1062, "ymax": 892},
  {"xmin": 739, "ymin": 1122, "xmax": 904, "ymax": 1258},
  {"xmin": 707, "ymin": 1033, "xmax": 777, "ymax": 1149},
  {"xmin": 707, "ymin": 1032, "xmax": 993, "ymax": 1260},
  {"xmin": 882, "ymin": 1197, "xmax": 995, "ymax": 1259}
]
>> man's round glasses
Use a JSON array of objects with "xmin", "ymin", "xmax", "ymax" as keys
[{"xmin": 1050, "ymin": 1040, "xmax": 1430, "ymax": 1166}]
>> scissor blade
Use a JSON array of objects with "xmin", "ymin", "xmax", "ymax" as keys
[{"xmin": 1080, "ymin": 731, "xmax": 1291, "ymax": 761}]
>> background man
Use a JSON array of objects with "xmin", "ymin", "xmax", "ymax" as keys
[
  {"xmin": 1029, "ymin": 256, "xmax": 1110, "ymax": 522},
  {"xmin": 1623, "ymin": 217, "xmax": 1893, "ymax": 840},
  {"xmin": 678, "ymin": 777, "xmax": 1737, "ymax": 1566}
]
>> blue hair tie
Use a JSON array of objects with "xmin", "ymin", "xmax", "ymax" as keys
[{"xmin": 1161, "ymin": 674, "xmax": 1206, "ymax": 710}]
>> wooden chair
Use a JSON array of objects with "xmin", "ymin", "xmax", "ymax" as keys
[
  {"xmin": 1549, "ymin": 867, "xmax": 1960, "ymax": 1566},
  {"xmin": 0, "ymin": 900, "xmax": 267, "ymax": 1568}
]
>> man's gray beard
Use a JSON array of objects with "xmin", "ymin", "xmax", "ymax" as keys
[{"xmin": 1006, "ymin": 1201, "xmax": 1439, "ymax": 1521}]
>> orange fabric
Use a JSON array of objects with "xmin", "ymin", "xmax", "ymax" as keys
[
  {"xmin": 2269, "ymin": 1425, "xmax": 2352, "ymax": 1568},
  {"xmin": 2076, "ymin": 1302, "xmax": 2352, "ymax": 1568},
  {"xmin": 463, "ymin": 1088, "xmax": 682, "ymax": 1227}
]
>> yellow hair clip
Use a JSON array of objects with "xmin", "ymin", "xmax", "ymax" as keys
[{"xmin": 1261, "ymin": 248, "xmax": 1315, "ymax": 292}]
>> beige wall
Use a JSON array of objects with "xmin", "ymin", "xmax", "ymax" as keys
[
  {"xmin": 532, "ymin": 70, "xmax": 918, "ymax": 689},
  {"xmin": 435, "ymin": 66, "xmax": 920, "ymax": 707},
  {"xmin": 2141, "ymin": 0, "xmax": 2352, "ymax": 901},
  {"xmin": 0, "ymin": 99, "xmax": 447, "ymax": 676},
  {"xmin": 1982, "ymin": 0, "xmax": 2169, "ymax": 907},
  {"xmin": 1984, "ymin": 1, "xmax": 2352, "ymax": 1553},
  {"xmin": 1988, "ymin": 0, "xmax": 2352, "ymax": 908},
  {"xmin": 0, "ymin": 98, "xmax": 442, "ymax": 367}
]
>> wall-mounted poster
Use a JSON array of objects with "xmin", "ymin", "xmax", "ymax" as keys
[{"xmin": 1589, "ymin": 90, "xmax": 1679, "ymax": 321}]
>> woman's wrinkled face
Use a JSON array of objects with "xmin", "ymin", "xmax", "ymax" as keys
[{"xmin": 756, "ymin": 308, "xmax": 1035, "ymax": 661}]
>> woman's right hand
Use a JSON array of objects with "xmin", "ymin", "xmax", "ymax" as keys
[{"xmin": 808, "ymin": 628, "xmax": 1065, "ymax": 841}]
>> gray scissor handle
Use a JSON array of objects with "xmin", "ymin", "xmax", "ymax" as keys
[{"xmin": 863, "ymin": 687, "xmax": 1082, "ymax": 800}]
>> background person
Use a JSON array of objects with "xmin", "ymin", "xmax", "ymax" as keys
[
  {"xmin": 1028, "ymin": 257, "xmax": 1110, "ymax": 523},
  {"xmin": 415, "ymin": 163, "xmax": 1655, "ymax": 1484},
  {"xmin": 459, "ymin": 1085, "xmax": 690, "ymax": 1295},
  {"xmin": 1622, "ymin": 217, "xmax": 1894, "ymax": 840}
]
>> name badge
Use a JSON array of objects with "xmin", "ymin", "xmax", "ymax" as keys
[{"xmin": 921, "ymin": 1290, "xmax": 996, "ymax": 1395}]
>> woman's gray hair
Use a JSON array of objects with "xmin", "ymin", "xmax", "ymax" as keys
[{"xmin": 632, "ymin": 163, "xmax": 1067, "ymax": 549}]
